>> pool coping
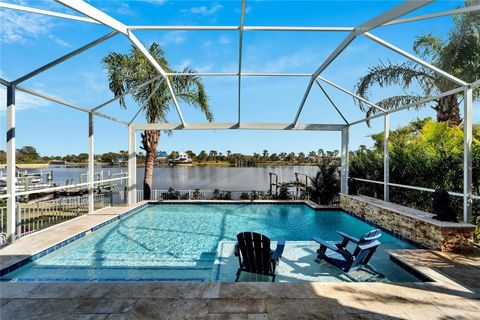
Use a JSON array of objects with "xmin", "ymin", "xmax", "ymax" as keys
[{"xmin": 0, "ymin": 200, "xmax": 437, "ymax": 282}]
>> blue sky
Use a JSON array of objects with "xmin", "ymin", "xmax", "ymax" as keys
[{"xmin": 0, "ymin": 0, "xmax": 478, "ymax": 156}]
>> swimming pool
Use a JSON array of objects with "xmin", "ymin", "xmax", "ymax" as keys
[{"xmin": 1, "ymin": 203, "xmax": 422, "ymax": 282}]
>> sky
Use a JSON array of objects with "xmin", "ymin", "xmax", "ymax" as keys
[{"xmin": 0, "ymin": 0, "xmax": 478, "ymax": 156}]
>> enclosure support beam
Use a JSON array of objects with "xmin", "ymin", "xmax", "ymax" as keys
[
  {"xmin": 6, "ymin": 85, "xmax": 16, "ymax": 243},
  {"xmin": 384, "ymin": 113, "xmax": 390, "ymax": 202},
  {"xmin": 384, "ymin": 5, "xmax": 480, "ymax": 26},
  {"xmin": 14, "ymin": 31, "xmax": 118, "ymax": 85},
  {"xmin": 463, "ymin": 86, "xmax": 473, "ymax": 223},
  {"xmin": 0, "ymin": 2, "xmax": 98, "ymax": 24},
  {"xmin": 293, "ymin": 0, "xmax": 432, "ymax": 126},
  {"xmin": 88, "ymin": 113, "xmax": 94, "ymax": 214},
  {"xmin": 316, "ymin": 76, "xmax": 386, "ymax": 113},
  {"xmin": 315, "ymin": 81, "xmax": 349, "ymax": 124},
  {"xmin": 341, "ymin": 126, "xmax": 349, "ymax": 194},
  {"xmin": 237, "ymin": 0, "xmax": 246, "ymax": 123},
  {"xmin": 128, "ymin": 126, "xmax": 137, "ymax": 205}
]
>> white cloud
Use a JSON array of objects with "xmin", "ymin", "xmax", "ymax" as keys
[
  {"xmin": 181, "ymin": 4, "xmax": 222, "ymax": 16},
  {"xmin": 0, "ymin": 87, "xmax": 51, "ymax": 114},
  {"xmin": 159, "ymin": 31, "xmax": 187, "ymax": 46},
  {"xmin": 47, "ymin": 35, "xmax": 71, "ymax": 48},
  {"xmin": 218, "ymin": 36, "xmax": 231, "ymax": 45},
  {"xmin": 174, "ymin": 60, "xmax": 212, "ymax": 73},
  {"xmin": 143, "ymin": 0, "xmax": 167, "ymax": 5},
  {"xmin": 195, "ymin": 64, "xmax": 213, "ymax": 73},
  {"xmin": 0, "ymin": 6, "xmax": 70, "ymax": 47},
  {"xmin": 109, "ymin": 2, "xmax": 135, "ymax": 16},
  {"xmin": 81, "ymin": 71, "xmax": 108, "ymax": 93},
  {"xmin": 175, "ymin": 59, "xmax": 192, "ymax": 71},
  {"xmin": 245, "ymin": 49, "xmax": 320, "ymax": 73}
]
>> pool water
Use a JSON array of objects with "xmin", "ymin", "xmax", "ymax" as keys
[{"xmin": 1, "ymin": 204, "xmax": 421, "ymax": 282}]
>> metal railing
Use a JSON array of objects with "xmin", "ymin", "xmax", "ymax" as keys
[
  {"xmin": 136, "ymin": 189, "xmax": 300, "ymax": 202},
  {"xmin": 350, "ymin": 177, "xmax": 465, "ymax": 197},
  {"xmin": 0, "ymin": 192, "xmax": 122, "ymax": 239}
]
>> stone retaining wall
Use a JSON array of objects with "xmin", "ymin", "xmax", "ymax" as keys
[{"xmin": 340, "ymin": 194, "xmax": 475, "ymax": 252}]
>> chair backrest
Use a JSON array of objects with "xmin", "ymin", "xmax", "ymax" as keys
[
  {"xmin": 236, "ymin": 232, "xmax": 273, "ymax": 276},
  {"xmin": 349, "ymin": 230, "xmax": 381, "ymax": 271},
  {"xmin": 359, "ymin": 229, "xmax": 382, "ymax": 244}
]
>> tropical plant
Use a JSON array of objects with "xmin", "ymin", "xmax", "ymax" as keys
[
  {"xmin": 307, "ymin": 160, "xmax": 340, "ymax": 205},
  {"xmin": 103, "ymin": 43, "xmax": 213, "ymax": 199},
  {"xmin": 349, "ymin": 118, "xmax": 480, "ymax": 223},
  {"xmin": 240, "ymin": 192, "xmax": 250, "ymax": 200},
  {"xmin": 212, "ymin": 189, "xmax": 232, "ymax": 200},
  {"xmin": 276, "ymin": 184, "xmax": 291, "ymax": 200},
  {"xmin": 191, "ymin": 189, "xmax": 203, "ymax": 200},
  {"xmin": 163, "ymin": 187, "xmax": 180, "ymax": 200},
  {"xmin": 355, "ymin": 0, "xmax": 480, "ymax": 125}
]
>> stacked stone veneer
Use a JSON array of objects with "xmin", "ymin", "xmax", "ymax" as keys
[{"xmin": 340, "ymin": 194, "xmax": 475, "ymax": 252}]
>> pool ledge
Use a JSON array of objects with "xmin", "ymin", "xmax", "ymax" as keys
[
  {"xmin": 0, "ymin": 202, "xmax": 148, "ymax": 275},
  {"xmin": 150, "ymin": 199, "xmax": 340, "ymax": 211},
  {"xmin": 340, "ymin": 194, "xmax": 476, "ymax": 252}
]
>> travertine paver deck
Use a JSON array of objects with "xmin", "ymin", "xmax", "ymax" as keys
[
  {"xmin": 390, "ymin": 248, "xmax": 480, "ymax": 294},
  {"xmin": 0, "ymin": 203, "xmax": 145, "ymax": 270},
  {"xmin": 1, "ymin": 280, "xmax": 479, "ymax": 319}
]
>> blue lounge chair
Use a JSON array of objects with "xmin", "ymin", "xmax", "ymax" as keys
[
  {"xmin": 313, "ymin": 229, "xmax": 381, "ymax": 272},
  {"xmin": 234, "ymin": 232, "xmax": 285, "ymax": 282}
]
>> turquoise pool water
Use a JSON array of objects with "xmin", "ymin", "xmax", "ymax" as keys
[{"xmin": 1, "ymin": 204, "xmax": 421, "ymax": 282}]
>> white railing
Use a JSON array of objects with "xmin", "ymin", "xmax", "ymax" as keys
[
  {"xmin": 350, "ymin": 177, "xmax": 466, "ymax": 197},
  {"xmin": 0, "ymin": 192, "xmax": 124, "ymax": 239},
  {"xmin": 17, "ymin": 193, "xmax": 115, "ymax": 238},
  {"xmin": 136, "ymin": 189, "xmax": 299, "ymax": 202}
]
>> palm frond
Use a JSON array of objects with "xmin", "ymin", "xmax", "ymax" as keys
[
  {"xmin": 376, "ymin": 95, "xmax": 429, "ymax": 111},
  {"xmin": 102, "ymin": 43, "xmax": 212, "ymax": 125},
  {"xmin": 354, "ymin": 61, "xmax": 435, "ymax": 123},
  {"xmin": 172, "ymin": 67, "xmax": 213, "ymax": 122},
  {"xmin": 413, "ymin": 34, "xmax": 444, "ymax": 61}
]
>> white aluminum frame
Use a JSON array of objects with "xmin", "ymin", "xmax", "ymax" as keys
[{"xmin": 1, "ymin": 0, "xmax": 479, "ymax": 242}]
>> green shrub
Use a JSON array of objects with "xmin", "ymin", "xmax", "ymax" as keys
[{"xmin": 163, "ymin": 187, "xmax": 180, "ymax": 200}]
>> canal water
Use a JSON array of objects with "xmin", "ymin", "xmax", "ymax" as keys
[{"xmin": 3, "ymin": 166, "xmax": 319, "ymax": 191}]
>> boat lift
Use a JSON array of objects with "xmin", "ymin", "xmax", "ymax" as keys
[{"xmin": 269, "ymin": 170, "xmax": 310, "ymax": 198}]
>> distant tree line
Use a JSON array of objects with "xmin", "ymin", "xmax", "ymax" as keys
[
  {"xmin": 0, "ymin": 147, "xmax": 340, "ymax": 165},
  {"xmin": 0, "ymin": 148, "xmax": 130, "ymax": 165},
  {"xmin": 168, "ymin": 149, "xmax": 339, "ymax": 165}
]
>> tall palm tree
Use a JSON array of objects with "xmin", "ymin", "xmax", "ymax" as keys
[
  {"xmin": 355, "ymin": 0, "xmax": 479, "ymax": 125},
  {"xmin": 103, "ymin": 43, "xmax": 213, "ymax": 199}
]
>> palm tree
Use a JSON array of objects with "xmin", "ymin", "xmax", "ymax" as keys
[
  {"xmin": 355, "ymin": 0, "xmax": 479, "ymax": 125},
  {"xmin": 103, "ymin": 43, "xmax": 213, "ymax": 199},
  {"xmin": 262, "ymin": 149, "xmax": 269, "ymax": 160}
]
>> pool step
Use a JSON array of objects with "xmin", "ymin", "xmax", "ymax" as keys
[
  {"xmin": 4, "ymin": 264, "xmax": 215, "ymax": 282},
  {"xmin": 48, "ymin": 255, "xmax": 217, "ymax": 268}
]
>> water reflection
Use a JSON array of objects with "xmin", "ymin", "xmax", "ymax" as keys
[{"xmin": 8, "ymin": 166, "xmax": 319, "ymax": 191}]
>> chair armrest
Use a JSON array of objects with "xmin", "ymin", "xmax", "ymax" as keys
[
  {"xmin": 358, "ymin": 240, "xmax": 381, "ymax": 251},
  {"xmin": 337, "ymin": 231, "xmax": 360, "ymax": 244},
  {"xmin": 313, "ymin": 237, "xmax": 352, "ymax": 259},
  {"xmin": 271, "ymin": 240, "xmax": 285, "ymax": 260},
  {"xmin": 234, "ymin": 242, "xmax": 240, "ymax": 257}
]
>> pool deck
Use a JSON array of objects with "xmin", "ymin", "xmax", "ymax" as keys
[{"xmin": 1, "ymin": 202, "xmax": 479, "ymax": 319}]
